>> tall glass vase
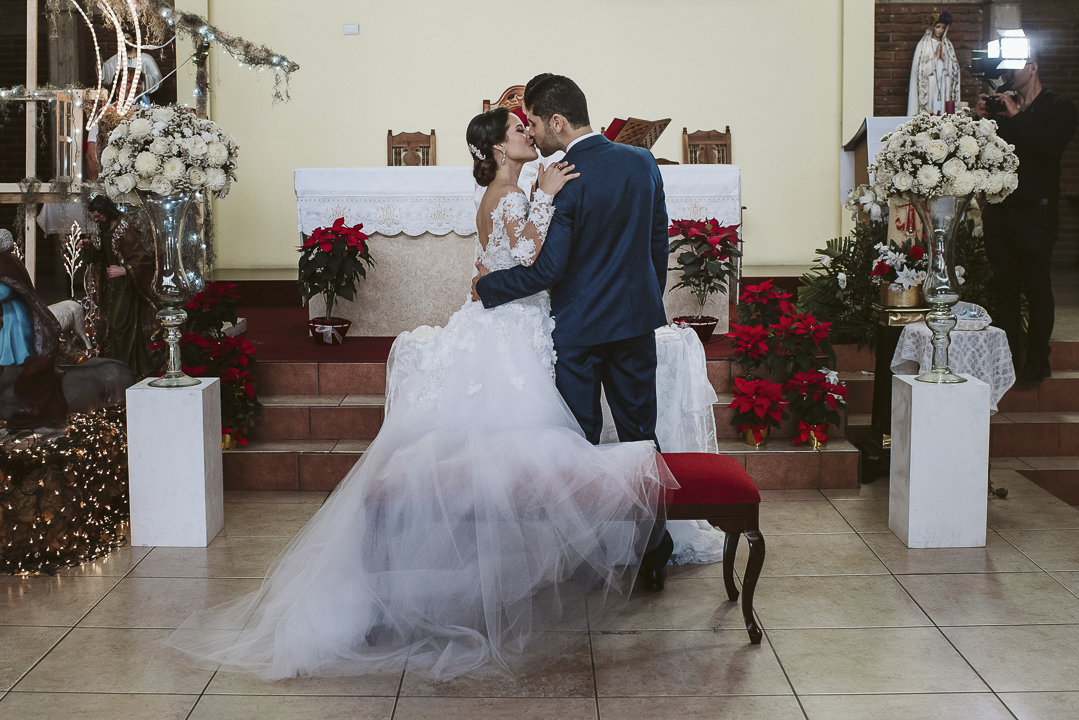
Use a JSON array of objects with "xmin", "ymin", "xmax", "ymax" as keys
[
  {"xmin": 911, "ymin": 194, "xmax": 972, "ymax": 384},
  {"xmin": 137, "ymin": 191, "xmax": 202, "ymax": 388}
]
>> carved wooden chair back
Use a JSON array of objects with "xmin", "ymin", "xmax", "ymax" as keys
[
  {"xmin": 482, "ymin": 85, "xmax": 526, "ymax": 113},
  {"xmin": 682, "ymin": 126, "xmax": 732, "ymax": 165},
  {"xmin": 387, "ymin": 130, "xmax": 436, "ymax": 166}
]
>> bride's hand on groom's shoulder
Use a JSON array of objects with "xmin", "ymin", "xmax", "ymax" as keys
[
  {"xmin": 471, "ymin": 260, "xmax": 490, "ymax": 302},
  {"xmin": 537, "ymin": 162, "xmax": 579, "ymax": 198}
]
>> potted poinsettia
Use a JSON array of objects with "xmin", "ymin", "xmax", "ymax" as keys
[
  {"xmin": 730, "ymin": 377, "xmax": 788, "ymax": 447},
  {"xmin": 784, "ymin": 369, "xmax": 848, "ymax": 448},
  {"xmin": 668, "ymin": 218, "xmax": 741, "ymax": 343},
  {"xmin": 297, "ymin": 218, "xmax": 374, "ymax": 345}
]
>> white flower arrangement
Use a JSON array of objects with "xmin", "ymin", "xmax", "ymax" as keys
[
  {"xmin": 871, "ymin": 112, "xmax": 1019, "ymax": 204},
  {"xmin": 871, "ymin": 240, "xmax": 928, "ymax": 291},
  {"xmin": 100, "ymin": 104, "xmax": 239, "ymax": 202},
  {"xmin": 844, "ymin": 184, "xmax": 884, "ymax": 222}
]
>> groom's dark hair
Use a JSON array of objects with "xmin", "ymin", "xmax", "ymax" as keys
[{"xmin": 524, "ymin": 74, "xmax": 589, "ymax": 129}]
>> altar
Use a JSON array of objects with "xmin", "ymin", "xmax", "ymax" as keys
[{"xmin": 294, "ymin": 165, "xmax": 742, "ymax": 336}]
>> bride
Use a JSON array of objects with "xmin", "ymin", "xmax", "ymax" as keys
[{"xmin": 166, "ymin": 108, "xmax": 682, "ymax": 681}]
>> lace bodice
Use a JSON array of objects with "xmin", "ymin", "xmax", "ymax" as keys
[{"xmin": 477, "ymin": 190, "xmax": 555, "ymax": 272}]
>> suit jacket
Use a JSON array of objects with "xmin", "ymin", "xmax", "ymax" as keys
[{"xmin": 476, "ymin": 135, "xmax": 669, "ymax": 347}]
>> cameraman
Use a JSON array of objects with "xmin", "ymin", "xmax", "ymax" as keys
[{"xmin": 974, "ymin": 48, "xmax": 1077, "ymax": 383}]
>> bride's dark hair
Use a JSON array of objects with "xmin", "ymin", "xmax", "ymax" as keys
[{"xmin": 466, "ymin": 107, "xmax": 509, "ymax": 187}]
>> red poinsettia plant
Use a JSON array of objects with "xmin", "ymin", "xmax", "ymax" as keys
[
  {"xmin": 668, "ymin": 218, "xmax": 741, "ymax": 317},
  {"xmin": 184, "ymin": 282, "xmax": 240, "ymax": 337},
  {"xmin": 783, "ymin": 369, "xmax": 849, "ymax": 446},
  {"xmin": 730, "ymin": 377, "xmax": 789, "ymax": 444},
  {"xmin": 298, "ymin": 218, "xmax": 375, "ymax": 321}
]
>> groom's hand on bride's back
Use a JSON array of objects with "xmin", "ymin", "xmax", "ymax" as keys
[{"xmin": 471, "ymin": 260, "xmax": 490, "ymax": 302}]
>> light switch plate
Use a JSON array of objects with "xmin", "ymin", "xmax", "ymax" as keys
[{"xmin": 343, "ymin": 24, "xmax": 359, "ymax": 35}]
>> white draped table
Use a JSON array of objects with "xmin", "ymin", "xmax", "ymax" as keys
[
  {"xmin": 294, "ymin": 166, "xmax": 741, "ymax": 336},
  {"xmin": 891, "ymin": 322, "xmax": 1016, "ymax": 412}
]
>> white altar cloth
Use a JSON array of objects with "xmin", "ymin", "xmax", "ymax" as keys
[
  {"xmin": 891, "ymin": 322, "xmax": 1015, "ymax": 412},
  {"xmin": 294, "ymin": 165, "xmax": 742, "ymax": 237}
]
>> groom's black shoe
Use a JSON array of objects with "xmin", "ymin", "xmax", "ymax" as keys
[{"xmin": 638, "ymin": 566, "xmax": 667, "ymax": 592}]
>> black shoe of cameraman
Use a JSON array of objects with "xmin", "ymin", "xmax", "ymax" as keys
[{"xmin": 1017, "ymin": 359, "xmax": 1051, "ymax": 384}]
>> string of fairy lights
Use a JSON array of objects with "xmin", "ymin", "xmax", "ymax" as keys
[{"xmin": 1, "ymin": 408, "xmax": 129, "ymax": 576}]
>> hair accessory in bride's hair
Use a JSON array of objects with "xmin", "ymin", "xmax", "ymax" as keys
[{"xmin": 468, "ymin": 143, "xmax": 486, "ymax": 161}]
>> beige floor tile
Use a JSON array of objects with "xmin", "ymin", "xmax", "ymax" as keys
[
  {"xmin": 130, "ymin": 536, "xmax": 292, "ymax": 578},
  {"xmin": 1053, "ymin": 571, "xmax": 1079, "ymax": 595},
  {"xmin": 0, "ymin": 692, "xmax": 198, "ymax": 720},
  {"xmin": 944, "ymin": 625, "xmax": 1079, "ymax": 692},
  {"xmin": 395, "ymin": 697, "xmax": 597, "ymax": 720},
  {"xmin": 1019, "ymin": 456, "xmax": 1079, "ymax": 470},
  {"xmin": 989, "ymin": 471, "xmax": 1055, "ymax": 499},
  {"xmin": 768, "ymin": 627, "xmax": 987, "ymax": 694},
  {"xmin": 899, "ymin": 572, "xmax": 1079, "ymax": 625},
  {"xmin": 0, "ymin": 576, "xmax": 118, "ymax": 626},
  {"xmin": 998, "ymin": 529, "xmax": 1079, "ymax": 570},
  {"xmin": 735, "ymin": 533, "xmax": 888, "ymax": 577},
  {"xmin": 752, "ymin": 575, "xmax": 930, "ymax": 629},
  {"xmin": 79, "ymin": 577, "xmax": 261, "ymax": 629},
  {"xmin": 188, "ymin": 694, "xmax": 395, "ymax": 720},
  {"xmin": 14, "ymin": 627, "xmax": 214, "ymax": 694},
  {"xmin": 759, "ymin": 489, "xmax": 827, "ymax": 502},
  {"xmin": 400, "ymin": 634, "xmax": 593, "ymax": 697},
  {"xmin": 758, "ymin": 502, "xmax": 854, "ymax": 534},
  {"xmin": 0, "ymin": 627, "xmax": 67, "ymax": 690},
  {"xmin": 800, "ymin": 692, "xmax": 1014, "ymax": 720},
  {"xmin": 822, "ymin": 480, "xmax": 891, "ymax": 499},
  {"xmin": 332, "ymin": 439, "xmax": 372, "ymax": 452},
  {"xmin": 830, "ymin": 498, "xmax": 891, "ymax": 532},
  {"xmin": 591, "ymin": 630, "xmax": 792, "ymax": 696},
  {"xmin": 593, "ymin": 578, "xmax": 743, "ymax": 631},
  {"xmin": 221, "ymin": 503, "xmax": 319, "ymax": 537},
  {"xmin": 988, "ymin": 497, "xmax": 1079, "ymax": 531},
  {"xmin": 205, "ymin": 669, "xmax": 403, "ymax": 697},
  {"xmin": 991, "ymin": 457, "xmax": 1034, "ymax": 470},
  {"xmin": 223, "ymin": 491, "xmax": 328, "ymax": 504},
  {"xmin": 599, "ymin": 696, "xmax": 803, "ymax": 719},
  {"xmin": 1000, "ymin": 691, "xmax": 1079, "ymax": 719},
  {"xmin": 54, "ymin": 544, "xmax": 153, "ymax": 578},
  {"xmin": 862, "ymin": 531, "xmax": 1041, "ymax": 574}
]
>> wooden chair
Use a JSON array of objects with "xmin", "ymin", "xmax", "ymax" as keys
[
  {"xmin": 483, "ymin": 85, "xmax": 526, "ymax": 113},
  {"xmin": 661, "ymin": 452, "xmax": 765, "ymax": 644},
  {"xmin": 683, "ymin": 126, "xmax": 732, "ymax": 165},
  {"xmin": 388, "ymin": 130, "xmax": 436, "ymax": 166}
]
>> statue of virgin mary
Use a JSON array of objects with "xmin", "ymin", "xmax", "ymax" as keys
[{"xmin": 907, "ymin": 10, "xmax": 960, "ymax": 116}]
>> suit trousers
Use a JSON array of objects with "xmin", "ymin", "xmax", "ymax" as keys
[
  {"xmin": 983, "ymin": 201, "xmax": 1059, "ymax": 363},
  {"xmin": 555, "ymin": 332, "xmax": 672, "ymax": 571}
]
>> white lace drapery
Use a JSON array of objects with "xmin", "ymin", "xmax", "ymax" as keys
[
  {"xmin": 890, "ymin": 317, "xmax": 1015, "ymax": 412},
  {"xmin": 295, "ymin": 165, "xmax": 741, "ymax": 237}
]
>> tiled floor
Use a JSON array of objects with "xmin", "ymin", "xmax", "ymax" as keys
[{"xmin": 3, "ymin": 468, "xmax": 1079, "ymax": 719}]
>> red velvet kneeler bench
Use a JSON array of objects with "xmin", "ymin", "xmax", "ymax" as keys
[{"xmin": 661, "ymin": 452, "xmax": 765, "ymax": 644}]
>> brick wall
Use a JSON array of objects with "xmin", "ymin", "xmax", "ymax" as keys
[
  {"xmin": 1024, "ymin": 0, "xmax": 1079, "ymax": 267},
  {"xmin": 875, "ymin": 3, "xmax": 990, "ymax": 117}
]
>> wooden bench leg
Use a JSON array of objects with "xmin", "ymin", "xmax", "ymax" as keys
[
  {"xmin": 741, "ymin": 529, "xmax": 765, "ymax": 644},
  {"xmin": 722, "ymin": 530, "xmax": 739, "ymax": 601}
]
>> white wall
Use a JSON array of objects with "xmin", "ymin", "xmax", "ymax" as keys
[{"xmin": 177, "ymin": 0, "xmax": 875, "ymax": 273}]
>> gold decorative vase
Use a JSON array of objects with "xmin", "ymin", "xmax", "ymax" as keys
[
  {"xmin": 880, "ymin": 284, "xmax": 922, "ymax": 308},
  {"xmin": 744, "ymin": 427, "xmax": 770, "ymax": 447}
]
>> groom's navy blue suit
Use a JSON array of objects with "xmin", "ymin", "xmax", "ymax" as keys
[{"xmin": 477, "ymin": 134, "xmax": 669, "ymax": 447}]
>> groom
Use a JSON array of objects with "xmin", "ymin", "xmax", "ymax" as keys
[{"xmin": 472, "ymin": 74, "xmax": 674, "ymax": 590}]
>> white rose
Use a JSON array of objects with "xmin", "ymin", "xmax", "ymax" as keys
[
  {"xmin": 940, "ymin": 121, "xmax": 958, "ymax": 141},
  {"xmin": 1003, "ymin": 172, "xmax": 1019, "ymax": 191},
  {"xmin": 893, "ymin": 171, "xmax": 914, "ymax": 192},
  {"xmin": 136, "ymin": 175, "xmax": 153, "ymax": 191},
  {"xmin": 162, "ymin": 156, "xmax": 186, "ymax": 181},
  {"xmin": 118, "ymin": 147, "xmax": 134, "ymax": 167},
  {"xmin": 99, "ymin": 145, "xmax": 119, "ymax": 167},
  {"xmin": 942, "ymin": 157, "xmax": 967, "ymax": 179},
  {"xmin": 115, "ymin": 173, "xmax": 137, "ymax": 194},
  {"xmin": 188, "ymin": 137, "xmax": 208, "ymax": 156},
  {"xmin": 206, "ymin": 142, "xmax": 229, "ymax": 167},
  {"xmin": 977, "ymin": 119, "xmax": 996, "ymax": 137},
  {"xmin": 204, "ymin": 167, "xmax": 227, "ymax": 192},
  {"xmin": 109, "ymin": 123, "xmax": 128, "ymax": 139},
  {"xmin": 914, "ymin": 132, "xmax": 931, "ymax": 148},
  {"xmin": 980, "ymin": 143, "xmax": 1004, "ymax": 165},
  {"xmin": 985, "ymin": 172, "xmax": 1004, "ymax": 195},
  {"xmin": 151, "ymin": 107, "xmax": 175, "ymax": 123},
  {"xmin": 134, "ymin": 151, "xmax": 159, "ymax": 177},
  {"xmin": 128, "ymin": 117, "xmax": 153, "ymax": 136},
  {"xmin": 187, "ymin": 167, "xmax": 207, "ymax": 188},
  {"xmin": 916, "ymin": 164, "xmax": 942, "ymax": 190},
  {"xmin": 837, "ymin": 272, "xmax": 847, "ymax": 290},
  {"xmin": 962, "ymin": 134, "xmax": 988, "ymax": 158},
  {"xmin": 149, "ymin": 137, "xmax": 170, "ymax": 155},
  {"xmin": 152, "ymin": 121, "xmax": 169, "ymax": 136},
  {"xmin": 925, "ymin": 139, "xmax": 949, "ymax": 163},
  {"xmin": 150, "ymin": 175, "xmax": 173, "ymax": 195}
]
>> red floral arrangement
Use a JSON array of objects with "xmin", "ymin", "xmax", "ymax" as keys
[
  {"xmin": 784, "ymin": 369, "xmax": 849, "ymax": 446},
  {"xmin": 668, "ymin": 218, "xmax": 741, "ymax": 318},
  {"xmin": 298, "ymin": 218, "xmax": 375, "ymax": 321},
  {"xmin": 185, "ymin": 282, "xmax": 240, "ymax": 337},
  {"xmin": 730, "ymin": 377, "xmax": 788, "ymax": 444}
]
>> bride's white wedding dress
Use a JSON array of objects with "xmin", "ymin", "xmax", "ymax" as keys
[{"xmin": 166, "ymin": 190, "xmax": 680, "ymax": 680}]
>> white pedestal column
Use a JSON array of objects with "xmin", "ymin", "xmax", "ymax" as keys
[
  {"xmin": 126, "ymin": 378, "xmax": 224, "ymax": 547},
  {"xmin": 889, "ymin": 374, "xmax": 990, "ymax": 548}
]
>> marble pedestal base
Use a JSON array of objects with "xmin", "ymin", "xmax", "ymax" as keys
[
  {"xmin": 126, "ymin": 378, "xmax": 224, "ymax": 547},
  {"xmin": 889, "ymin": 374, "xmax": 990, "ymax": 548}
]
